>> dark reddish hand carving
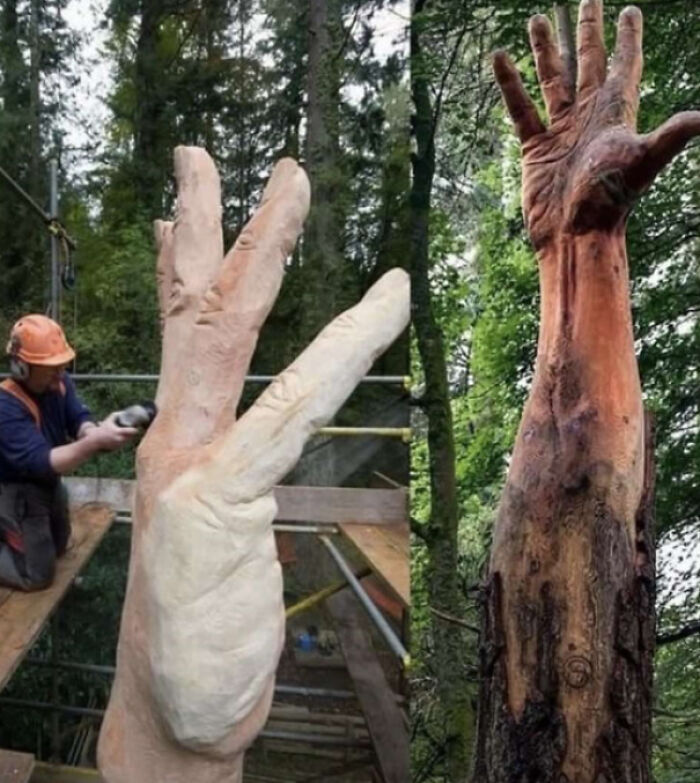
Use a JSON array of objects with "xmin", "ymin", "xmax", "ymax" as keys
[
  {"xmin": 472, "ymin": 4, "xmax": 698, "ymax": 778},
  {"xmin": 494, "ymin": 0, "xmax": 700, "ymax": 249}
]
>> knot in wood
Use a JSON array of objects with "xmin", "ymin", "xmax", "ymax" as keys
[{"xmin": 563, "ymin": 654, "xmax": 592, "ymax": 688}]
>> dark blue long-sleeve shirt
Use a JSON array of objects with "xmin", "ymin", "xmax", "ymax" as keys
[{"xmin": 0, "ymin": 374, "xmax": 93, "ymax": 483}]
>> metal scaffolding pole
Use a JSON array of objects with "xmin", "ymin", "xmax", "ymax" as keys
[
  {"xmin": 50, "ymin": 612, "xmax": 60, "ymax": 760},
  {"xmin": 0, "ymin": 698, "xmax": 370, "ymax": 747},
  {"xmin": 0, "ymin": 372, "xmax": 409, "ymax": 387},
  {"xmin": 50, "ymin": 159, "xmax": 59, "ymax": 321},
  {"xmin": 319, "ymin": 534, "xmax": 410, "ymax": 668},
  {"xmin": 23, "ymin": 660, "xmax": 356, "ymax": 700},
  {"xmin": 63, "ymin": 373, "xmax": 408, "ymax": 385},
  {"xmin": 316, "ymin": 426, "xmax": 411, "ymax": 441},
  {"xmin": 285, "ymin": 568, "xmax": 372, "ymax": 619},
  {"xmin": 113, "ymin": 515, "xmax": 340, "ymax": 535}
]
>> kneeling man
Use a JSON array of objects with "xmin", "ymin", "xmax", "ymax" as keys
[{"xmin": 0, "ymin": 315, "xmax": 137, "ymax": 590}]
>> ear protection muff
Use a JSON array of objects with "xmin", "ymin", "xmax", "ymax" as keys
[
  {"xmin": 6, "ymin": 334, "xmax": 29, "ymax": 381},
  {"xmin": 9, "ymin": 356, "xmax": 29, "ymax": 381}
]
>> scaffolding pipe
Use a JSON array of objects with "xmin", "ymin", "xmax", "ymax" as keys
[
  {"xmin": 319, "ymin": 534, "xmax": 410, "ymax": 669},
  {"xmin": 113, "ymin": 517, "xmax": 340, "ymax": 535},
  {"xmin": 23, "ymin": 660, "xmax": 356, "ymax": 699},
  {"xmin": 316, "ymin": 427, "xmax": 411, "ymax": 441},
  {"xmin": 273, "ymin": 524, "xmax": 339, "ymax": 534},
  {"xmin": 27, "ymin": 658, "xmax": 115, "ymax": 676},
  {"xmin": 0, "ymin": 373, "xmax": 407, "ymax": 385},
  {"xmin": 50, "ymin": 159, "xmax": 59, "ymax": 321},
  {"xmin": 0, "ymin": 697, "xmax": 102, "ymax": 719},
  {"xmin": 50, "ymin": 612, "xmax": 60, "ymax": 759},
  {"xmin": 274, "ymin": 684, "xmax": 355, "ymax": 699},
  {"xmin": 0, "ymin": 163, "xmax": 77, "ymax": 249},
  {"xmin": 0, "ymin": 698, "xmax": 369, "ymax": 747},
  {"xmin": 285, "ymin": 568, "xmax": 371, "ymax": 619}
]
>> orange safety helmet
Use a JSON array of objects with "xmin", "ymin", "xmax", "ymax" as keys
[{"xmin": 6, "ymin": 314, "xmax": 76, "ymax": 367}]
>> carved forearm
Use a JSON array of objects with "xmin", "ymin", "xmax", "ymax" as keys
[{"xmin": 531, "ymin": 230, "xmax": 643, "ymax": 511}]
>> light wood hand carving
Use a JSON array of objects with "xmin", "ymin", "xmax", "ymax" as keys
[{"xmin": 97, "ymin": 148, "xmax": 410, "ymax": 783}]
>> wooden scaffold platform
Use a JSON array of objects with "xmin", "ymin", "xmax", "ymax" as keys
[{"xmin": 0, "ymin": 479, "xmax": 409, "ymax": 783}]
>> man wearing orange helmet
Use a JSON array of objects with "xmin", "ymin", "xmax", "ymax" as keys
[{"xmin": 0, "ymin": 315, "xmax": 138, "ymax": 590}]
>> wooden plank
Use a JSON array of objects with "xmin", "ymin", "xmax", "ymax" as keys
[
  {"xmin": 339, "ymin": 524, "xmax": 409, "ymax": 607},
  {"xmin": 0, "ymin": 750, "xmax": 34, "ymax": 783},
  {"xmin": 0, "ymin": 590, "xmax": 12, "ymax": 612},
  {"xmin": 327, "ymin": 590, "xmax": 408, "ymax": 783},
  {"xmin": 63, "ymin": 478, "xmax": 133, "ymax": 514},
  {"xmin": 30, "ymin": 763, "xmax": 101, "ymax": 783},
  {"xmin": 64, "ymin": 478, "xmax": 409, "ymax": 525},
  {"xmin": 0, "ymin": 505, "xmax": 113, "ymax": 693},
  {"xmin": 273, "ymin": 486, "xmax": 408, "ymax": 525}
]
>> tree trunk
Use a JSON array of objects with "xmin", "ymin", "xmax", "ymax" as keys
[
  {"xmin": 302, "ymin": 0, "xmax": 348, "ymax": 340},
  {"xmin": 28, "ymin": 0, "xmax": 41, "ymax": 200},
  {"xmin": 288, "ymin": 0, "xmax": 349, "ymax": 586},
  {"xmin": 473, "ymin": 400, "xmax": 655, "ymax": 781},
  {"xmin": 410, "ymin": 2, "xmax": 475, "ymax": 778},
  {"xmin": 472, "ymin": 2, "xmax": 700, "ymax": 776},
  {"xmin": 133, "ymin": 0, "xmax": 167, "ymax": 217}
]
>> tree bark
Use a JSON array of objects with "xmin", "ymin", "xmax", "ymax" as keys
[
  {"xmin": 474, "ymin": 1, "xmax": 700, "ymax": 778},
  {"xmin": 303, "ymin": 0, "xmax": 348, "ymax": 341},
  {"xmin": 410, "ymin": 2, "xmax": 475, "ymax": 778},
  {"xmin": 28, "ymin": 0, "xmax": 41, "ymax": 200},
  {"xmin": 133, "ymin": 0, "xmax": 168, "ymax": 218}
]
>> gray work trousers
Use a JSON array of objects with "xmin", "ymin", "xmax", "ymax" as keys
[{"xmin": 0, "ymin": 481, "xmax": 71, "ymax": 591}]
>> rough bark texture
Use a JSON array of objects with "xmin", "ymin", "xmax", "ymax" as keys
[
  {"xmin": 473, "ymin": 1, "xmax": 699, "ymax": 780},
  {"xmin": 133, "ymin": 0, "xmax": 169, "ymax": 218},
  {"xmin": 96, "ymin": 148, "xmax": 410, "ymax": 782},
  {"xmin": 411, "ymin": 2, "xmax": 475, "ymax": 778}
]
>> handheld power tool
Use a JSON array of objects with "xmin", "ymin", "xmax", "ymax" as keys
[{"xmin": 114, "ymin": 400, "xmax": 158, "ymax": 431}]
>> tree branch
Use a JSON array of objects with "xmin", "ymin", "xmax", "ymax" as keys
[
  {"xmin": 430, "ymin": 606, "xmax": 480, "ymax": 633},
  {"xmin": 656, "ymin": 619, "xmax": 700, "ymax": 647}
]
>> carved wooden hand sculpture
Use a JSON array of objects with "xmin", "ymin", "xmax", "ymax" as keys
[
  {"xmin": 474, "ymin": 2, "xmax": 700, "ymax": 780},
  {"xmin": 96, "ymin": 148, "xmax": 410, "ymax": 783}
]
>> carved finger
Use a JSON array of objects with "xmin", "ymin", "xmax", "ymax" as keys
[
  {"xmin": 143, "ymin": 268, "xmax": 410, "ymax": 751},
  {"xmin": 529, "ymin": 14, "xmax": 573, "ymax": 120},
  {"xmin": 627, "ymin": 111, "xmax": 700, "ymax": 192},
  {"xmin": 171, "ymin": 147, "xmax": 224, "ymax": 299},
  {"xmin": 607, "ymin": 6, "xmax": 643, "ymax": 127},
  {"xmin": 554, "ymin": 4, "xmax": 576, "ymax": 91},
  {"xmin": 576, "ymin": 0, "xmax": 606, "ymax": 96},
  {"xmin": 493, "ymin": 51, "xmax": 546, "ymax": 142},
  {"xmin": 158, "ymin": 147, "xmax": 224, "ymax": 414},
  {"xmin": 163, "ymin": 158, "xmax": 311, "ymax": 449},
  {"xmin": 154, "ymin": 220, "xmax": 174, "ymax": 331}
]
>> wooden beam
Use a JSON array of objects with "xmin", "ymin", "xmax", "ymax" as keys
[
  {"xmin": 64, "ymin": 479, "xmax": 408, "ymax": 525},
  {"xmin": 29, "ymin": 763, "xmax": 100, "ymax": 783},
  {"xmin": 63, "ymin": 479, "xmax": 133, "ymax": 514},
  {"xmin": 274, "ymin": 486, "xmax": 407, "ymax": 525},
  {"xmin": 327, "ymin": 590, "xmax": 408, "ymax": 783},
  {"xmin": 0, "ymin": 505, "xmax": 113, "ymax": 693},
  {"xmin": 0, "ymin": 750, "xmax": 34, "ymax": 783},
  {"xmin": 339, "ymin": 524, "xmax": 409, "ymax": 607}
]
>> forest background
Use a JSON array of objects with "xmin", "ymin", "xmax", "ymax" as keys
[{"xmin": 0, "ymin": 0, "xmax": 698, "ymax": 781}]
